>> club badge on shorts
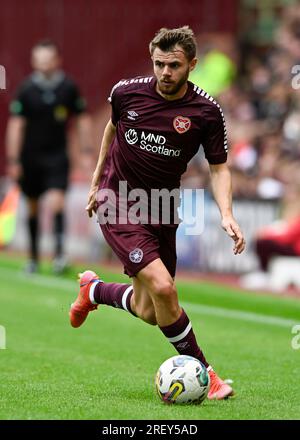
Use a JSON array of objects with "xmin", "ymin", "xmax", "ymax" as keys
[
  {"xmin": 173, "ymin": 116, "xmax": 191, "ymax": 134},
  {"xmin": 129, "ymin": 248, "xmax": 143, "ymax": 263}
]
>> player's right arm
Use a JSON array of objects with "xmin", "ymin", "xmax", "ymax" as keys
[
  {"xmin": 86, "ymin": 119, "xmax": 116, "ymax": 218},
  {"xmin": 5, "ymin": 115, "xmax": 26, "ymax": 181}
]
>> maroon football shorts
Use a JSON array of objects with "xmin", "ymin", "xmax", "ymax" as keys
[{"xmin": 100, "ymin": 221, "xmax": 178, "ymax": 277}]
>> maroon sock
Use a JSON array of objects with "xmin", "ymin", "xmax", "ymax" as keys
[
  {"xmin": 159, "ymin": 309, "xmax": 209, "ymax": 368},
  {"xmin": 92, "ymin": 282, "xmax": 136, "ymax": 316}
]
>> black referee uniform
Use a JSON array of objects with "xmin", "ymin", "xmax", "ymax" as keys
[
  {"xmin": 10, "ymin": 70, "xmax": 86, "ymax": 272},
  {"xmin": 10, "ymin": 71, "xmax": 86, "ymax": 197}
]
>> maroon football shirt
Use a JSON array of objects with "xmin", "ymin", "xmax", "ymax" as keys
[{"xmin": 100, "ymin": 75, "xmax": 227, "ymax": 196}]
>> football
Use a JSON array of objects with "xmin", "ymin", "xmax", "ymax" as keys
[{"xmin": 155, "ymin": 355, "xmax": 210, "ymax": 404}]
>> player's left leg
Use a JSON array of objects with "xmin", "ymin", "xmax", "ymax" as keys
[
  {"xmin": 136, "ymin": 258, "xmax": 234, "ymax": 400},
  {"xmin": 20, "ymin": 162, "xmax": 42, "ymax": 273},
  {"xmin": 136, "ymin": 258, "xmax": 209, "ymax": 365},
  {"xmin": 47, "ymin": 189, "xmax": 67, "ymax": 273},
  {"xmin": 69, "ymin": 260, "xmax": 233, "ymax": 399},
  {"xmin": 45, "ymin": 152, "xmax": 69, "ymax": 273},
  {"xmin": 25, "ymin": 197, "xmax": 39, "ymax": 272}
]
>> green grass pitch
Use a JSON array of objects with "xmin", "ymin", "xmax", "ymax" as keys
[{"xmin": 0, "ymin": 252, "xmax": 299, "ymax": 420}]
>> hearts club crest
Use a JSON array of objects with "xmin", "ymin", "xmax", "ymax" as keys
[{"xmin": 173, "ymin": 116, "xmax": 191, "ymax": 134}]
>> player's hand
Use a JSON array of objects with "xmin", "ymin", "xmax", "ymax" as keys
[
  {"xmin": 85, "ymin": 185, "xmax": 99, "ymax": 218},
  {"xmin": 221, "ymin": 216, "xmax": 246, "ymax": 255}
]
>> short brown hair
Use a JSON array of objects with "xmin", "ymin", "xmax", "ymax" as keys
[
  {"xmin": 32, "ymin": 39, "xmax": 60, "ymax": 54},
  {"xmin": 149, "ymin": 26, "xmax": 197, "ymax": 61}
]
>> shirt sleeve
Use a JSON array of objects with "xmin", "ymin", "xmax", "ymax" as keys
[
  {"xmin": 108, "ymin": 80, "xmax": 123, "ymax": 126},
  {"xmin": 201, "ymin": 103, "xmax": 228, "ymax": 164},
  {"xmin": 68, "ymin": 82, "xmax": 87, "ymax": 115},
  {"xmin": 9, "ymin": 85, "xmax": 28, "ymax": 117}
]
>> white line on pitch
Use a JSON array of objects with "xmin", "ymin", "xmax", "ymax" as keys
[
  {"xmin": 181, "ymin": 302, "xmax": 298, "ymax": 328},
  {"xmin": 0, "ymin": 266, "xmax": 298, "ymax": 327}
]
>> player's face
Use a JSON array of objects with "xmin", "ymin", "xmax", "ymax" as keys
[
  {"xmin": 152, "ymin": 45, "xmax": 197, "ymax": 100},
  {"xmin": 31, "ymin": 47, "xmax": 61, "ymax": 77}
]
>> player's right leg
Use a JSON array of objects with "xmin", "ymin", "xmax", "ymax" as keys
[
  {"xmin": 69, "ymin": 270, "xmax": 101, "ymax": 328},
  {"xmin": 47, "ymin": 189, "xmax": 68, "ymax": 274},
  {"xmin": 69, "ymin": 271, "xmax": 157, "ymax": 328},
  {"xmin": 25, "ymin": 197, "xmax": 39, "ymax": 273},
  {"xmin": 20, "ymin": 160, "xmax": 43, "ymax": 273},
  {"xmin": 69, "ymin": 220, "xmax": 164, "ymax": 327},
  {"xmin": 131, "ymin": 277, "xmax": 157, "ymax": 325}
]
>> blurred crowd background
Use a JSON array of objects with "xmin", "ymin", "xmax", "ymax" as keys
[
  {"xmin": 1, "ymin": 0, "xmax": 300, "ymax": 288},
  {"xmin": 188, "ymin": 1, "xmax": 300, "ymax": 209}
]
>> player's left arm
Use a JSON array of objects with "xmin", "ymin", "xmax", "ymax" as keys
[
  {"xmin": 76, "ymin": 112, "xmax": 94, "ymax": 154},
  {"xmin": 209, "ymin": 162, "xmax": 246, "ymax": 254}
]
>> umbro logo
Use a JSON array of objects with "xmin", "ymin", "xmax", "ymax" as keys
[
  {"xmin": 127, "ymin": 110, "xmax": 139, "ymax": 120},
  {"xmin": 177, "ymin": 342, "xmax": 189, "ymax": 349}
]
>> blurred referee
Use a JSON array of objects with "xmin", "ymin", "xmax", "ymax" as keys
[{"xmin": 6, "ymin": 40, "xmax": 93, "ymax": 273}]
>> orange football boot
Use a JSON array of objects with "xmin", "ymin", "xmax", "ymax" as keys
[
  {"xmin": 207, "ymin": 370, "xmax": 234, "ymax": 400},
  {"xmin": 69, "ymin": 270, "xmax": 100, "ymax": 328}
]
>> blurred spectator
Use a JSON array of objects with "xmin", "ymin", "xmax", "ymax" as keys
[
  {"xmin": 5, "ymin": 40, "xmax": 93, "ymax": 273},
  {"xmin": 190, "ymin": 34, "xmax": 237, "ymax": 97},
  {"xmin": 180, "ymin": 6, "xmax": 300, "ymax": 280},
  {"xmin": 189, "ymin": 5, "xmax": 300, "ymax": 204},
  {"xmin": 240, "ymin": 181, "xmax": 300, "ymax": 290},
  {"xmin": 189, "ymin": 49, "xmax": 236, "ymax": 97},
  {"xmin": 255, "ymin": 181, "xmax": 300, "ymax": 270},
  {"xmin": 276, "ymin": 5, "xmax": 300, "ymax": 63}
]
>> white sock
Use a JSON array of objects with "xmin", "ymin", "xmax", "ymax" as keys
[{"xmin": 89, "ymin": 281, "xmax": 100, "ymax": 304}]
